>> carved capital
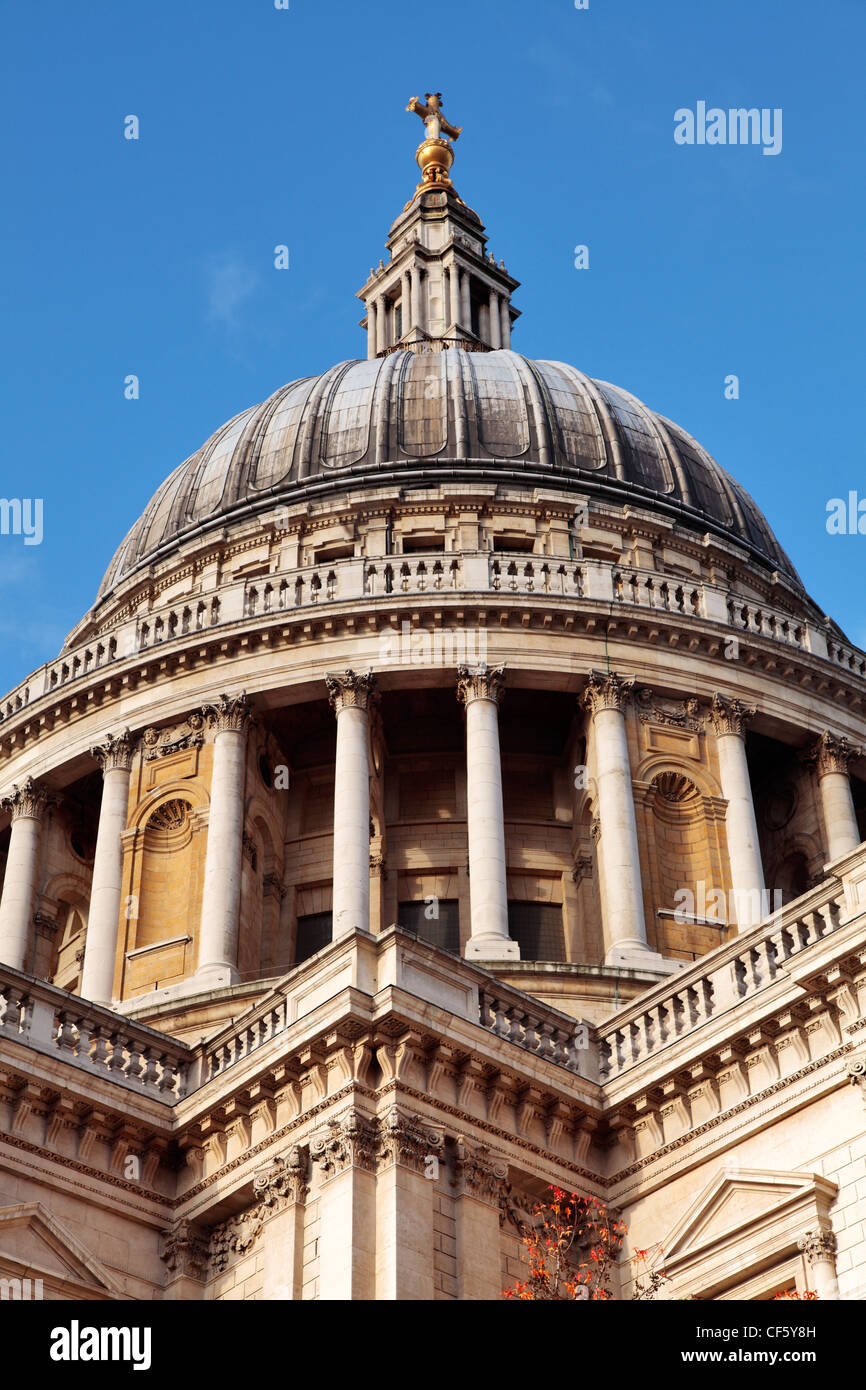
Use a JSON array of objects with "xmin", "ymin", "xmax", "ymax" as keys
[
  {"xmin": 572, "ymin": 854, "xmax": 593, "ymax": 883},
  {"xmin": 252, "ymin": 1146, "xmax": 308, "ymax": 1210},
  {"xmin": 803, "ymin": 731, "xmax": 863, "ymax": 777},
  {"xmin": 581, "ymin": 670, "xmax": 635, "ymax": 716},
  {"xmin": 325, "ymin": 669, "xmax": 376, "ymax": 714},
  {"xmin": 456, "ymin": 663, "xmax": 506, "ymax": 707},
  {"xmin": 378, "ymin": 1110, "xmax": 442, "ymax": 1174},
  {"xmin": 452, "ymin": 1140, "xmax": 508, "ymax": 1205},
  {"xmin": 797, "ymin": 1228, "xmax": 836, "ymax": 1266},
  {"xmin": 847, "ymin": 1055, "xmax": 866, "ymax": 1105},
  {"xmin": 91, "ymin": 729, "xmax": 135, "ymax": 773},
  {"xmin": 203, "ymin": 691, "xmax": 251, "ymax": 734},
  {"xmin": 708, "ymin": 693, "xmax": 756, "ymax": 738},
  {"xmin": 1, "ymin": 777, "xmax": 53, "ymax": 822},
  {"xmin": 310, "ymin": 1111, "xmax": 379, "ymax": 1177},
  {"xmin": 159, "ymin": 1219, "xmax": 209, "ymax": 1282}
]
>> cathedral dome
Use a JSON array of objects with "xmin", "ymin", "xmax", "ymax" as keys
[{"xmin": 97, "ymin": 350, "xmax": 797, "ymax": 602}]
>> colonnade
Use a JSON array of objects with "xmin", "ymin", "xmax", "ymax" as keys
[{"xmin": 0, "ymin": 672, "xmax": 861, "ymax": 997}]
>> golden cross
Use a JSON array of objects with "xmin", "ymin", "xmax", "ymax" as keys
[{"xmin": 406, "ymin": 92, "xmax": 462, "ymax": 143}]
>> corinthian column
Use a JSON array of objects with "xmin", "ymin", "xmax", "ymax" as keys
[
  {"xmin": 326, "ymin": 670, "xmax": 374, "ymax": 938},
  {"xmin": 709, "ymin": 694, "xmax": 765, "ymax": 929},
  {"xmin": 410, "ymin": 267, "xmax": 423, "ymax": 335},
  {"xmin": 487, "ymin": 289, "xmax": 501, "ymax": 348},
  {"xmin": 805, "ymin": 732, "xmax": 862, "ymax": 862},
  {"xmin": 457, "ymin": 664, "xmax": 518, "ymax": 960},
  {"xmin": 197, "ymin": 692, "xmax": 250, "ymax": 987},
  {"xmin": 581, "ymin": 672, "xmax": 659, "ymax": 968},
  {"xmin": 402, "ymin": 271, "xmax": 412, "ymax": 332},
  {"xmin": 81, "ymin": 730, "xmax": 134, "ymax": 1003},
  {"xmin": 0, "ymin": 778, "xmax": 51, "ymax": 971},
  {"xmin": 500, "ymin": 297, "xmax": 511, "ymax": 349},
  {"xmin": 460, "ymin": 271, "xmax": 471, "ymax": 333},
  {"xmin": 366, "ymin": 298, "xmax": 377, "ymax": 359}
]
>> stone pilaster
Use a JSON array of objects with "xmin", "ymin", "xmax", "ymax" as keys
[
  {"xmin": 159, "ymin": 1219, "xmax": 209, "ymax": 1301},
  {"xmin": 311, "ymin": 1112, "xmax": 378, "ymax": 1301},
  {"xmin": 196, "ymin": 692, "xmax": 251, "ymax": 987},
  {"xmin": 326, "ymin": 670, "xmax": 375, "ymax": 939},
  {"xmin": 452, "ymin": 1139, "xmax": 508, "ymax": 1300},
  {"xmin": 457, "ymin": 664, "xmax": 517, "ymax": 961},
  {"xmin": 0, "ymin": 778, "xmax": 53, "ymax": 972},
  {"xmin": 797, "ymin": 1228, "xmax": 839, "ymax": 1300},
  {"xmin": 254, "ymin": 1147, "xmax": 309, "ymax": 1300},
  {"xmin": 375, "ymin": 1110, "xmax": 442, "ymax": 1300},
  {"xmin": 708, "ymin": 694, "xmax": 765, "ymax": 929},
  {"xmin": 81, "ymin": 730, "xmax": 134, "ymax": 1003}
]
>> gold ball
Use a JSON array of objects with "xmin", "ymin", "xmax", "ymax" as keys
[{"xmin": 415, "ymin": 139, "xmax": 454, "ymax": 179}]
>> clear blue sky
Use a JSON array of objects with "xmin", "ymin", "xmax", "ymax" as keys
[{"xmin": 1, "ymin": 0, "xmax": 864, "ymax": 694}]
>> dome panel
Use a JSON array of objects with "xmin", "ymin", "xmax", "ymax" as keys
[
  {"xmin": 469, "ymin": 352, "xmax": 530, "ymax": 458},
  {"xmin": 397, "ymin": 351, "xmax": 448, "ymax": 456},
  {"xmin": 250, "ymin": 377, "xmax": 318, "ymax": 492},
  {"xmin": 534, "ymin": 362, "xmax": 607, "ymax": 471},
  {"xmin": 594, "ymin": 382, "xmax": 674, "ymax": 495},
  {"xmin": 320, "ymin": 360, "xmax": 380, "ymax": 469}
]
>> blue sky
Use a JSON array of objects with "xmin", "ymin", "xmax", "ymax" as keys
[{"xmin": 1, "ymin": 0, "xmax": 864, "ymax": 693}]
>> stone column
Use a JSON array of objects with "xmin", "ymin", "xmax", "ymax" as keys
[
  {"xmin": 311, "ymin": 1112, "xmax": 378, "ymax": 1300},
  {"xmin": 797, "ymin": 1229, "xmax": 839, "ymax": 1300},
  {"xmin": 326, "ymin": 670, "xmax": 374, "ymax": 938},
  {"xmin": 458, "ymin": 664, "xmax": 518, "ymax": 960},
  {"xmin": 366, "ymin": 297, "xmax": 377, "ymax": 359},
  {"xmin": 448, "ymin": 262, "xmax": 461, "ymax": 330},
  {"xmin": 500, "ymin": 296, "xmax": 511, "ymax": 348},
  {"xmin": 159, "ymin": 1220, "xmax": 209, "ymax": 1301},
  {"xmin": 81, "ymin": 730, "xmax": 134, "ymax": 1003},
  {"xmin": 410, "ymin": 266, "xmax": 423, "ymax": 335},
  {"xmin": 709, "ymin": 694, "xmax": 765, "ymax": 929},
  {"xmin": 0, "ymin": 778, "xmax": 52, "ymax": 972},
  {"xmin": 196, "ymin": 692, "xmax": 250, "ymax": 987},
  {"xmin": 460, "ymin": 271, "xmax": 471, "ymax": 332},
  {"xmin": 402, "ymin": 271, "xmax": 412, "ymax": 332},
  {"xmin": 806, "ymin": 732, "xmax": 862, "ymax": 862},
  {"xmin": 255, "ymin": 1149, "xmax": 308, "ymax": 1300},
  {"xmin": 487, "ymin": 288, "xmax": 501, "ymax": 348},
  {"xmin": 582, "ymin": 672, "xmax": 658, "ymax": 969}
]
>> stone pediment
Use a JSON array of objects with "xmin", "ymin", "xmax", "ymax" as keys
[
  {"xmin": 0, "ymin": 1203, "xmax": 125, "ymax": 1297},
  {"xmin": 657, "ymin": 1167, "xmax": 838, "ymax": 1297}
]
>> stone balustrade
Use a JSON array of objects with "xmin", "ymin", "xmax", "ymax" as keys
[
  {"xmin": 0, "ymin": 551, "xmax": 859, "ymax": 732},
  {"xmin": 478, "ymin": 985, "xmax": 592, "ymax": 1077},
  {"xmin": 598, "ymin": 867, "xmax": 853, "ymax": 1081},
  {"xmin": 0, "ymin": 972, "xmax": 191, "ymax": 1100}
]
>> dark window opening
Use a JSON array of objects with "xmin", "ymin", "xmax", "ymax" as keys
[
  {"xmin": 401, "ymin": 535, "xmax": 445, "ymax": 553},
  {"xmin": 507, "ymin": 901, "xmax": 565, "ymax": 961},
  {"xmin": 493, "ymin": 535, "xmax": 535, "ymax": 553},
  {"xmin": 314, "ymin": 543, "xmax": 354, "ymax": 564},
  {"xmin": 296, "ymin": 911, "xmax": 332, "ymax": 964},
  {"xmin": 398, "ymin": 899, "xmax": 460, "ymax": 953}
]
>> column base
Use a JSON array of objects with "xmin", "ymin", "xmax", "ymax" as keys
[
  {"xmin": 604, "ymin": 944, "xmax": 687, "ymax": 975},
  {"xmin": 464, "ymin": 935, "xmax": 520, "ymax": 962},
  {"xmin": 195, "ymin": 963, "xmax": 241, "ymax": 990}
]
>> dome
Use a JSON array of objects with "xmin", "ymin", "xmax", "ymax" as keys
[{"xmin": 97, "ymin": 350, "xmax": 798, "ymax": 602}]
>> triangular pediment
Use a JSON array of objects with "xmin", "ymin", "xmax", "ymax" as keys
[
  {"xmin": 661, "ymin": 1168, "xmax": 836, "ymax": 1270},
  {"xmin": 0, "ymin": 1203, "xmax": 125, "ymax": 1296}
]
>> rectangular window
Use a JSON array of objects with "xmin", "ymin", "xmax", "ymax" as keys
[
  {"xmin": 401, "ymin": 535, "xmax": 445, "ymax": 553},
  {"xmin": 493, "ymin": 535, "xmax": 535, "ymax": 552},
  {"xmin": 507, "ymin": 902, "xmax": 565, "ymax": 961},
  {"xmin": 398, "ymin": 899, "xmax": 460, "ymax": 953},
  {"xmin": 296, "ymin": 912, "xmax": 333, "ymax": 964}
]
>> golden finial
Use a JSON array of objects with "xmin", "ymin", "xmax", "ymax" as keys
[{"xmin": 406, "ymin": 92, "xmax": 461, "ymax": 195}]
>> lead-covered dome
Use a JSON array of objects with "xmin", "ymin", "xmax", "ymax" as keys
[{"xmin": 97, "ymin": 350, "xmax": 798, "ymax": 601}]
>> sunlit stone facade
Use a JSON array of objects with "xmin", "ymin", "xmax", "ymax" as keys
[{"xmin": 0, "ymin": 101, "xmax": 864, "ymax": 1302}]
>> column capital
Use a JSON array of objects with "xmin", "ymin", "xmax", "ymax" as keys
[
  {"xmin": 1, "ymin": 777, "xmax": 53, "ymax": 822},
  {"xmin": 452, "ymin": 1139, "xmax": 508, "ymax": 1206},
  {"xmin": 158, "ymin": 1219, "xmax": 209, "ymax": 1282},
  {"xmin": 310, "ymin": 1112, "xmax": 379, "ymax": 1177},
  {"xmin": 581, "ymin": 670, "xmax": 635, "ymax": 716},
  {"xmin": 797, "ymin": 1228, "xmax": 836, "ymax": 1265},
  {"xmin": 802, "ymin": 730, "xmax": 863, "ymax": 776},
  {"xmin": 91, "ymin": 728, "xmax": 135, "ymax": 773},
  {"xmin": 252, "ymin": 1147, "xmax": 308, "ymax": 1211},
  {"xmin": 203, "ymin": 691, "xmax": 251, "ymax": 734},
  {"xmin": 708, "ymin": 692, "xmax": 756, "ymax": 739},
  {"xmin": 325, "ymin": 669, "xmax": 376, "ymax": 713},
  {"xmin": 457, "ymin": 662, "xmax": 506, "ymax": 707}
]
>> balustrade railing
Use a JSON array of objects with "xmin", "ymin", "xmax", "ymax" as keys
[
  {"xmin": 0, "ymin": 975, "xmax": 190, "ymax": 1100},
  {"xmin": 478, "ymin": 985, "xmax": 592, "ymax": 1077},
  {"xmin": 598, "ymin": 880, "xmax": 848, "ymax": 1081}
]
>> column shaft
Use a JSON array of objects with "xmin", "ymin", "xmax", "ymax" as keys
[
  {"xmin": 711, "ymin": 696, "xmax": 764, "ymax": 929},
  {"xmin": 448, "ymin": 263, "xmax": 461, "ymax": 329},
  {"xmin": 500, "ymin": 296, "xmax": 511, "ymax": 348},
  {"xmin": 488, "ymin": 289, "xmax": 501, "ymax": 348},
  {"xmin": 81, "ymin": 732, "xmax": 134, "ymax": 1002},
  {"xmin": 460, "ymin": 271, "xmax": 471, "ymax": 332},
  {"xmin": 402, "ymin": 271, "xmax": 412, "ymax": 332},
  {"xmin": 808, "ymin": 733, "xmax": 863, "ymax": 861},
  {"xmin": 410, "ymin": 267, "xmax": 423, "ymax": 335},
  {"xmin": 0, "ymin": 780, "xmax": 50, "ymax": 972},
  {"xmin": 197, "ymin": 694, "xmax": 249, "ymax": 985},
  {"xmin": 459, "ymin": 666, "xmax": 517, "ymax": 960},
  {"xmin": 327, "ymin": 671, "xmax": 374, "ymax": 938},
  {"xmin": 366, "ymin": 298, "xmax": 377, "ymax": 358}
]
